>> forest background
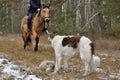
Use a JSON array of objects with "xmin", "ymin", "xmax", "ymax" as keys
[{"xmin": 0, "ymin": 0, "xmax": 120, "ymax": 38}]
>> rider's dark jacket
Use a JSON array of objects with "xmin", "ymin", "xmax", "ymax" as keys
[{"xmin": 28, "ymin": 0, "xmax": 41, "ymax": 13}]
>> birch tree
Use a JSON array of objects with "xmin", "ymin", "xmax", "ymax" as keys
[{"xmin": 76, "ymin": 0, "xmax": 81, "ymax": 29}]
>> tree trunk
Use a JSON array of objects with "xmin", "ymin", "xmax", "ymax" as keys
[
  {"xmin": 76, "ymin": 0, "xmax": 81, "ymax": 29},
  {"xmin": 11, "ymin": 9, "xmax": 14, "ymax": 33},
  {"xmin": 95, "ymin": 0, "xmax": 106, "ymax": 31},
  {"xmin": 80, "ymin": 0, "xmax": 85, "ymax": 28}
]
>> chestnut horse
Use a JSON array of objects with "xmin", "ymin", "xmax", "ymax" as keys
[{"xmin": 21, "ymin": 4, "xmax": 50, "ymax": 51}]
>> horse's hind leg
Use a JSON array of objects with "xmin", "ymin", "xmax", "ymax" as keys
[
  {"xmin": 34, "ymin": 36, "xmax": 39, "ymax": 51},
  {"xmin": 24, "ymin": 41, "xmax": 27, "ymax": 49},
  {"xmin": 23, "ymin": 37, "xmax": 28, "ymax": 49},
  {"xmin": 23, "ymin": 33, "xmax": 32, "ymax": 49},
  {"xmin": 22, "ymin": 34, "xmax": 26, "ymax": 49}
]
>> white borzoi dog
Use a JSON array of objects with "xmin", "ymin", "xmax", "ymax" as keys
[{"xmin": 48, "ymin": 32, "xmax": 100, "ymax": 75}]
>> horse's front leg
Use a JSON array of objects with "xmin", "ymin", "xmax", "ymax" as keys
[
  {"xmin": 34, "ymin": 36, "xmax": 39, "ymax": 51},
  {"xmin": 22, "ymin": 33, "xmax": 27, "ymax": 49}
]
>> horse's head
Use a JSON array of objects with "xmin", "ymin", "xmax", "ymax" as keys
[{"xmin": 40, "ymin": 4, "xmax": 50, "ymax": 23}]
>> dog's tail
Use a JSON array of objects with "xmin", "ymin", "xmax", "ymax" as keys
[
  {"xmin": 90, "ymin": 42, "xmax": 100, "ymax": 72},
  {"xmin": 90, "ymin": 42, "xmax": 95, "ymax": 55}
]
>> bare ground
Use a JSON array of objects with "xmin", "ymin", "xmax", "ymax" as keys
[{"xmin": 0, "ymin": 34, "xmax": 120, "ymax": 80}]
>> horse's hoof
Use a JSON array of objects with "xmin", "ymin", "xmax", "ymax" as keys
[
  {"xmin": 34, "ymin": 47, "xmax": 38, "ymax": 52},
  {"xmin": 24, "ymin": 45, "xmax": 26, "ymax": 49}
]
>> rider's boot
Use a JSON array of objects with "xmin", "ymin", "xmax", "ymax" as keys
[{"xmin": 27, "ymin": 19, "xmax": 32, "ymax": 32}]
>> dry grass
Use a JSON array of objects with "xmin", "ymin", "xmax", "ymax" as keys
[
  {"xmin": 95, "ymin": 37, "xmax": 120, "ymax": 50},
  {"xmin": 0, "ymin": 34, "xmax": 120, "ymax": 80},
  {"xmin": 0, "ymin": 34, "xmax": 54, "ymax": 67}
]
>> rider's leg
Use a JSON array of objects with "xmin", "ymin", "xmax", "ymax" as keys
[{"xmin": 27, "ymin": 12, "xmax": 33, "ymax": 32}]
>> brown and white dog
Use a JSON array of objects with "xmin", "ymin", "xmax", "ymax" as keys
[{"xmin": 48, "ymin": 32, "xmax": 100, "ymax": 75}]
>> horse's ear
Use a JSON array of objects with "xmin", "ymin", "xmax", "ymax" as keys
[
  {"xmin": 43, "ymin": 4, "xmax": 45, "ymax": 7},
  {"xmin": 41, "ymin": 4, "xmax": 45, "ymax": 9},
  {"xmin": 47, "ymin": 4, "xmax": 50, "ymax": 8}
]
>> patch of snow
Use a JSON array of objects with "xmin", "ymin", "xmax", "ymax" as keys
[
  {"xmin": 24, "ymin": 75, "xmax": 42, "ymax": 80},
  {"xmin": 0, "ymin": 54, "xmax": 42, "ymax": 80},
  {"xmin": 110, "ymin": 58, "xmax": 116, "ymax": 62},
  {"xmin": 109, "ymin": 72, "xmax": 120, "ymax": 79},
  {"xmin": 9, "ymin": 38, "xmax": 15, "ymax": 41},
  {"xmin": 96, "ymin": 68, "xmax": 104, "ymax": 72},
  {"xmin": 99, "ymin": 53, "xmax": 108, "ymax": 57},
  {"xmin": 102, "ymin": 58, "xmax": 106, "ymax": 60}
]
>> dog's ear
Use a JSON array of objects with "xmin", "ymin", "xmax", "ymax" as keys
[
  {"xmin": 49, "ymin": 32, "xmax": 56, "ymax": 39},
  {"xmin": 52, "ymin": 31, "xmax": 57, "ymax": 35},
  {"xmin": 46, "ymin": 4, "xmax": 50, "ymax": 8}
]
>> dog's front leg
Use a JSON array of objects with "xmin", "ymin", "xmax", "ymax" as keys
[
  {"xmin": 63, "ymin": 56, "xmax": 68, "ymax": 71},
  {"xmin": 53, "ymin": 55, "xmax": 62, "ymax": 74}
]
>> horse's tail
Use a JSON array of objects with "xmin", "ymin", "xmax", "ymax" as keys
[{"xmin": 26, "ymin": 34, "xmax": 32, "ymax": 47}]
